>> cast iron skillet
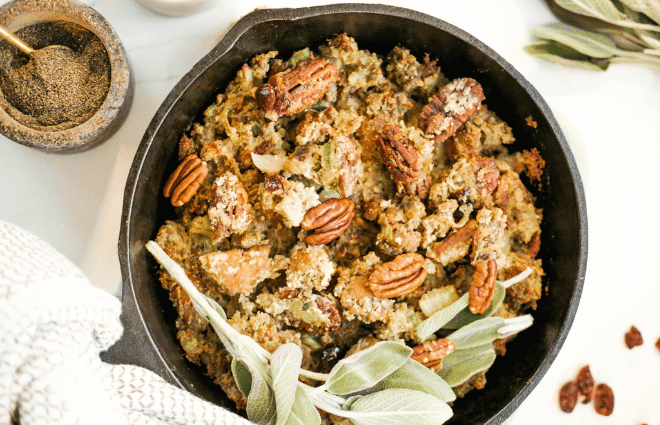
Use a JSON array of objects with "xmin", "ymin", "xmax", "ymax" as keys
[{"xmin": 108, "ymin": 4, "xmax": 588, "ymax": 424}]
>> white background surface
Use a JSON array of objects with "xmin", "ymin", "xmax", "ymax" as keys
[{"xmin": 1, "ymin": 0, "xmax": 659, "ymax": 423}]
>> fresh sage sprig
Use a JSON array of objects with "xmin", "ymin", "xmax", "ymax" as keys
[
  {"xmin": 438, "ymin": 315, "xmax": 534, "ymax": 386},
  {"xmin": 526, "ymin": 0, "xmax": 660, "ymax": 70},
  {"xmin": 416, "ymin": 268, "xmax": 532, "ymax": 339},
  {"xmin": 555, "ymin": 0, "xmax": 660, "ymax": 32},
  {"xmin": 146, "ymin": 241, "xmax": 455, "ymax": 425}
]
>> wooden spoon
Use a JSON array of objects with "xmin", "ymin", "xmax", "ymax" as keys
[
  {"xmin": 0, "ymin": 24, "xmax": 35, "ymax": 55},
  {"xmin": 0, "ymin": 24, "xmax": 74, "ymax": 57}
]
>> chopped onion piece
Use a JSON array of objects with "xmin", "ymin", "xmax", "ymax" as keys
[
  {"xmin": 251, "ymin": 152, "xmax": 288, "ymax": 174},
  {"xmin": 419, "ymin": 286, "xmax": 460, "ymax": 317}
]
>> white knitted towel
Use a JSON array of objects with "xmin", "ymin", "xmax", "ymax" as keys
[{"xmin": 0, "ymin": 220, "xmax": 253, "ymax": 425}]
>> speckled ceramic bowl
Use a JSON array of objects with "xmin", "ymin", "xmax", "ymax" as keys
[
  {"xmin": 111, "ymin": 4, "xmax": 588, "ymax": 424},
  {"xmin": 0, "ymin": 0, "xmax": 132, "ymax": 152}
]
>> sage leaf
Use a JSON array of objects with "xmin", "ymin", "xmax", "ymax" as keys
[
  {"xmin": 446, "ymin": 317, "xmax": 505, "ymax": 349},
  {"xmin": 618, "ymin": 0, "xmax": 660, "ymax": 25},
  {"xmin": 441, "ymin": 283, "xmax": 505, "ymax": 329},
  {"xmin": 230, "ymin": 358, "xmax": 253, "ymax": 398},
  {"xmin": 440, "ymin": 269, "xmax": 531, "ymax": 329},
  {"xmin": 532, "ymin": 23, "xmax": 617, "ymax": 57},
  {"xmin": 372, "ymin": 359, "xmax": 456, "ymax": 403},
  {"xmin": 326, "ymin": 341, "xmax": 412, "ymax": 395},
  {"xmin": 524, "ymin": 41, "xmax": 611, "ymax": 70},
  {"xmin": 271, "ymin": 343, "xmax": 303, "ymax": 425},
  {"xmin": 497, "ymin": 314, "xmax": 534, "ymax": 338},
  {"xmin": 416, "ymin": 294, "xmax": 469, "ymax": 340},
  {"xmin": 231, "ymin": 358, "xmax": 277, "ymax": 425},
  {"xmin": 346, "ymin": 388, "xmax": 453, "ymax": 425},
  {"xmin": 437, "ymin": 343, "xmax": 496, "ymax": 387},
  {"xmin": 640, "ymin": 33, "xmax": 660, "ymax": 50},
  {"xmin": 555, "ymin": 0, "xmax": 628, "ymax": 22},
  {"xmin": 285, "ymin": 386, "xmax": 322, "ymax": 425},
  {"xmin": 342, "ymin": 395, "xmax": 362, "ymax": 410},
  {"xmin": 191, "ymin": 293, "xmax": 227, "ymax": 321}
]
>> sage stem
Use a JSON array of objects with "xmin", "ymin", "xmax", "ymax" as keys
[
  {"xmin": 146, "ymin": 241, "xmax": 270, "ymax": 363},
  {"xmin": 499, "ymin": 267, "xmax": 531, "ymax": 288},
  {"xmin": 147, "ymin": 241, "xmax": 330, "ymax": 382},
  {"xmin": 614, "ymin": 49, "xmax": 660, "ymax": 68},
  {"xmin": 298, "ymin": 369, "xmax": 330, "ymax": 382}
]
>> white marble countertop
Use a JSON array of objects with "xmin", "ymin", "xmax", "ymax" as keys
[{"xmin": 1, "ymin": 0, "xmax": 659, "ymax": 423}]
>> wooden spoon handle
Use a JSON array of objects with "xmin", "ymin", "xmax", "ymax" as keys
[{"xmin": 0, "ymin": 24, "xmax": 34, "ymax": 55}]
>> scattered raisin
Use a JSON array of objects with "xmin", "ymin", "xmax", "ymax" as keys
[
  {"xmin": 320, "ymin": 346, "xmax": 342, "ymax": 372},
  {"xmin": 624, "ymin": 325, "xmax": 643, "ymax": 349},
  {"xmin": 559, "ymin": 381, "xmax": 578, "ymax": 413},
  {"xmin": 575, "ymin": 365, "xmax": 594, "ymax": 404},
  {"xmin": 593, "ymin": 383, "xmax": 614, "ymax": 416},
  {"xmin": 656, "ymin": 337, "xmax": 660, "ymax": 354}
]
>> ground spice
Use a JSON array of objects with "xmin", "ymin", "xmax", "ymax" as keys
[{"xmin": 0, "ymin": 21, "xmax": 110, "ymax": 131}]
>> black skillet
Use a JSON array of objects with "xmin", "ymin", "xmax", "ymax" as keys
[{"xmin": 106, "ymin": 4, "xmax": 588, "ymax": 424}]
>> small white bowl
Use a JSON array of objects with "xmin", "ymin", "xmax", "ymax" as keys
[{"xmin": 134, "ymin": 0, "xmax": 216, "ymax": 16}]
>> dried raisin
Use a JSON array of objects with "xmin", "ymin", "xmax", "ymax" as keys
[
  {"xmin": 559, "ymin": 381, "xmax": 578, "ymax": 413},
  {"xmin": 624, "ymin": 325, "xmax": 643, "ymax": 349},
  {"xmin": 575, "ymin": 365, "xmax": 594, "ymax": 404},
  {"xmin": 593, "ymin": 383, "xmax": 614, "ymax": 416}
]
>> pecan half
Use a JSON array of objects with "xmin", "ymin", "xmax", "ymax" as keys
[
  {"xmin": 397, "ymin": 173, "xmax": 431, "ymax": 199},
  {"xmin": 418, "ymin": 78, "xmax": 484, "ymax": 143},
  {"xmin": 468, "ymin": 259, "xmax": 497, "ymax": 314},
  {"xmin": 163, "ymin": 154, "xmax": 208, "ymax": 207},
  {"xmin": 411, "ymin": 338, "xmax": 456, "ymax": 372},
  {"xmin": 368, "ymin": 253, "xmax": 428, "ymax": 298},
  {"xmin": 377, "ymin": 124, "xmax": 422, "ymax": 183},
  {"xmin": 559, "ymin": 381, "xmax": 578, "ymax": 413},
  {"xmin": 256, "ymin": 58, "xmax": 338, "ymax": 115},
  {"xmin": 301, "ymin": 198, "xmax": 355, "ymax": 245},
  {"xmin": 593, "ymin": 383, "xmax": 614, "ymax": 416}
]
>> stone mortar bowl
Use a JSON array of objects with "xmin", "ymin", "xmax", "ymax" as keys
[
  {"xmin": 110, "ymin": 4, "xmax": 588, "ymax": 423},
  {"xmin": 0, "ymin": 0, "xmax": 132, "ymax": 152}
]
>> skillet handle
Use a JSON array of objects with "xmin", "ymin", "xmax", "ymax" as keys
[{"xmin": 100, "ymin": 287, "xmax": 179, "ymax": 386}]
